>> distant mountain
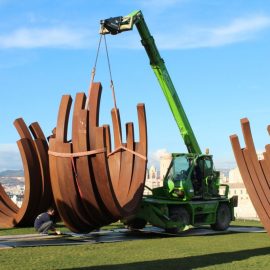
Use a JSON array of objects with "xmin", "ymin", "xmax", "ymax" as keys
[{"xmin": 0, "ymin": 170, "xmax": 24, "ymax": 177}]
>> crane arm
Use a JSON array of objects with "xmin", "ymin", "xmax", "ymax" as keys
[{"xmin": 100, "ymin": 10, "xmax": 201, "ymax": 154}]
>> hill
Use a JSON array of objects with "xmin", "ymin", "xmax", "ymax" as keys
[{"xmin": 0, "ymin": 170, "xmax": 24, "ymax": 177}]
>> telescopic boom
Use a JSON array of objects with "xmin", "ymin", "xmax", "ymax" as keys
[{"xmin": 100, "ymin": 10, "xmax": 201, "ymax": 154}]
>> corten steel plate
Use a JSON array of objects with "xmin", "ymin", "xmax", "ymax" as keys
[
  {"xmin": 29, "ymin": 123, "xmax": 54, "ymax": 211},
  {"xmin": 108, "ymin": 104, "xmax": 148, "ymax": 214},
  {"xmin": 230, "ymin": 118, "xmax": 270, "ymax": 236},
  {"xmin": 49, "ymin": 96, "xmax": 94, "ymax": 233},
  {"xmin": 72, "ymin": 92, "xmax": 115, "ymax": 226},
  {"xmin": 49, "ymin": 94, "xmax": 109, "ymax": 232},
  {"xmin": 0, "ymin": 119, "xmax": 54, "ymax": 228},
  {"xmin": 87, "ymin": 83, "xmax": 122, "ymax": 220},
  {"xmin": 49, "ymin": 82, "xmax": 147, "ymax": 232}
]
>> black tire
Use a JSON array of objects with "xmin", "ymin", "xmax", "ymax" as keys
[
  {"xmin": 166, "ymin": 206, "xmax": 190, "ymax": 234},
  {"xmin": 127, "ymin": 218, "xmax": 147, "ymax": 230},
  {"xmin": 211, "ymin": 203, "xmax": 231, "ymax": 231}
]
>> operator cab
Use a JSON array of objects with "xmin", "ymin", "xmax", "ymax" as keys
[{"xmin": 163, "ymin": 153, "xmax": 220, "ymax": 200}]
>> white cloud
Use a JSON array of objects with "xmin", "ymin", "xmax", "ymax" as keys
[
  {"xmin": 0, "ymin": 27, "xmax": 93, "ymax": 49},
  {"xmin": 0, "ymin": 144, "xmax": 22, "ymax": 171},
  {"xmin": 156, "ymin": 15, "xmax": 270, "ymax": 49},
  {"xmin": 149, "ymin": 148, "xmax": 170, "ymax": 167},
  {"xmin": 1, "ymin": 14, "xmax": 269, "ymax": 50}
]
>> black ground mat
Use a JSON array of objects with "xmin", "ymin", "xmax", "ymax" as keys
[{"xmin": 0, "ymin": 226, "xmax": 265, "ymax": 248}]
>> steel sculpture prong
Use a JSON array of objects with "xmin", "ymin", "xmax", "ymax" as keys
[
  {"xmin": 0, "ymin": 119, "xmax": 54, "ymax": 228},
  {"xmin": 230, "ymin": 118, "xmax": 270, "ymax": 236}
]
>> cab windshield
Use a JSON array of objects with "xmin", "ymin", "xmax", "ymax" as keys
[{"xmin": 167, "ymin": 155, "xmax": 191, "ymax": 182}]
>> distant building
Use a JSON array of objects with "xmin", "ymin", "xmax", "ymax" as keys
[
  {"xmin": 144, "ymin": 166, "xmax": 161, "ymax": 195},
  {"xmin": 226, "ymin": 167, "xmax": 258, "ymax": 220},
  {"xmin": 160, "ymin": 154, "xmax": 172, "ymax": 180},
  {"xmin": 1, "ymin": 177, "xmax": 25, "ymax": 207},
  {"xmin": 144, "ymin": 155, "xmax": 173, "ymax": 195},
  {"xmin": 219, "ymin": 171, "xmax": 228, "ymax": 183},
  {"xmin": 11, "ymin": 194, "xmax": 23, "ymax": 207}
]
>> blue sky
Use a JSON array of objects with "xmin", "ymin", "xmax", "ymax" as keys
[{"xmin": 0, "ymin": 0, "xmax": 270, "ymax": 171}]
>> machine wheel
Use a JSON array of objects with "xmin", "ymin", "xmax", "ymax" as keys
[
  {"xmin": 211, "ymin": 203, "xmax": 231, "ymax": 231},
  {"xmin": 127, "ymin": 218, "xmax": 147, "ymax": 230},
  {"xmin": 166, "ymin": 206, "xmax": 190, "ymax": 234}
]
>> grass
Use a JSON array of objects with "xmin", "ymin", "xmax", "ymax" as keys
[
  {"xmin": 0, "ymin": 220, "xmax": 269, "ymax": 270},
  {"xmin": 230, "ymin": 219, "xmax": 263, "ymax": 227}
]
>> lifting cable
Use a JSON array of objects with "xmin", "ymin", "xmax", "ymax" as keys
[
  {"xmin": 103, "ymin": 34, "xmax": 122, "ymax": 146},
  {"xmin": 88, "ymin": 33, "xmax": 122, "ymax": 144},
  {"xmin": 85, "ymin": 34, "xmax": 103, "ymax": 110},
  {"xmin": 86, "ymin": 33, "xmax": 118, "ymax": 111},
  {"xmin": 104, "ymin": 35, "xmax": 118, "ymax": 110},
  {"xmin": 84, "ymin": 33, "xmax": 146, "ymax": 160}
]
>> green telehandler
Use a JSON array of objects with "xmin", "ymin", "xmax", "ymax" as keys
[{"xmin": 100, "ymin": 10, "xmax": 238, "ymax": 233}]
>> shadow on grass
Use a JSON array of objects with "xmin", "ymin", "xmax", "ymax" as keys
[{"xmin": 65, "ymin": 247, "xmax": 270, "ymax": 270}]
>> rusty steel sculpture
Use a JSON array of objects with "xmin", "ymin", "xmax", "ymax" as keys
[
  {"xmin": 48, "ymin": 82, "xmax": 147, "ymax": 232},
  {"xmin": 0, "ymin": 119, "xmax": 54, "ymax": 228},
  {"xmin": 230, "ymin": 118, "xmax": 270, "ymax": 236},
  {"xmin": 0, "ymin": 81, "xmax": 147, "ymax": 232}
]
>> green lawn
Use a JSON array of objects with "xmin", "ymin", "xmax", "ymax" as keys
[{"xmin": 0, "ymin": 220, "xmax": 269, "ymax": 270}]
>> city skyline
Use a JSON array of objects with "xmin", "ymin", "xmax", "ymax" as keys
[{"xmin": 1, "ymin": 1, "xmax": 270, "ymax": 171}]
